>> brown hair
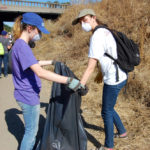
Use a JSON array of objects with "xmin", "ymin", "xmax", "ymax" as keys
[
  {"xmin": 90, "ymin": 15, "xmax": 108, "ymax": 27},
  {"xmin": 13, "ymin": 15, "xmax": 36, "ymax": 41},
  {"xmin": 96, "ymin": 18, "xmax": 108, "ymax": 28},
  {"xmin": 13, "ymin": 16, "xmax": 23, "ymax": 41}
]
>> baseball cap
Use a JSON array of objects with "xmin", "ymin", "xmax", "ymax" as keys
[
  {"xmin": 22, "ymin": 12, "xmax": 50, "ymax": 34},
  {"xmin": 72, "ymin": 9, "xmax": 96, "ymax": 25},
  {"xmin": 1, "ymin": 30, "xmax": 7, "ymax": 36}
]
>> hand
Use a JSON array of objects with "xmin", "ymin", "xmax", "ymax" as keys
[
  {"xmin": 67, "ymin": 77, "xmax": 85, "ymax": 91},
  {"xmin": 51, "ymin": 60, "xmax": 58, "ymax": 65},
  {"xmin": 78, "ymin": 85, "xmax": 89, "ymax": 96}
]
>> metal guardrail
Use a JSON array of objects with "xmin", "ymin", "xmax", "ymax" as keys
[{"xmin": 0, "ymin": 0, "xmax": 69, "ymax": 9}]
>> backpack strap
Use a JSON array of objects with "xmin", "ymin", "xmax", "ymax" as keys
[
  {"xmin": 114, "ymin": 63, "xmax": 119, "ymax": 82},
  {"xmin": 105, "ymin": 53, "xmax": 116, "ymax": 61},
  {"xmin": 105, "ymin": 53, "xmax": 119, "ymax": 82},
  {"xmin": 93, "ymin": 25, "xmax": 108, "ymax": 33}
]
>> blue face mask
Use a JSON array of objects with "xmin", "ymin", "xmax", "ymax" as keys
[{"xmin": 32, "ymin": 33, "xmax": 42, "ymax": 41}]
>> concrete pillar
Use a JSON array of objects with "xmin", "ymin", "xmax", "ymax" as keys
[{"xmin": 0, "ymin": 20, "xmax": 4, "ymax": 34}]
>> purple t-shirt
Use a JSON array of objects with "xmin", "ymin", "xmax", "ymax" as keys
[{"xmin": 12, "ymin": 39, "xmax": 41, "ymax": 105}]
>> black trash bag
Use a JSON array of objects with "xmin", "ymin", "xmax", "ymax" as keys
[{"xmin": 36, "ymin": 62, "xmax": 87, "ymax": 150}]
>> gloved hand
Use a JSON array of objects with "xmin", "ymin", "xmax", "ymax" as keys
[
  {"xmin": 67, "ymin": 77, "xmax": 85, "ymax": 92},
  {"xmin": 51, "ymin": 60, "xmax": 58, "ymax": 65},
  {"xmin": 51, "ymin": 60, "xmax": 65, "ymax": 66},
  {"xmin": 78, "ymin": 85, "xmax": 89, "ymax": 96}
]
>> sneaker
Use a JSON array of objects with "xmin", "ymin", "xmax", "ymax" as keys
[{"xmin": 0, "ymin": 75, "xmax": 2, "ymax": 78}]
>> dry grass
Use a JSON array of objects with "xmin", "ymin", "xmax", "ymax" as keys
[{"xmin": 33, "ymin": 0, "xmax": 150, "ymax": 149}]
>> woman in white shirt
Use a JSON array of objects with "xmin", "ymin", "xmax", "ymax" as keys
[{"xmin": 72, "ymin": 9, "xmax": 127, "ymax": 150}]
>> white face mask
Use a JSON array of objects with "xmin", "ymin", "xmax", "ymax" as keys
[
  {"xmin": 32, "ymin": 33, "xmax": 41, "ymax": 41},
  {"xmin": 81, "ymin": 22, "xmax": 92, "ymax": 32}
]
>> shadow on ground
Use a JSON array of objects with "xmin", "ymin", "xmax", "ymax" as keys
[
  {"xmin": 5, "ymin": 108, "xmax": 24, "ymax": 150},
  {"xmin": 4, "ymin": 102, "xmax": 49, "ymax": 150},
  {"xmin": 4, "ymin": 104, "xmax": 104, "ymax": 150},
  {"xmin": 81, "ymin": 110, "xmax": 104, "ymax": 149}
]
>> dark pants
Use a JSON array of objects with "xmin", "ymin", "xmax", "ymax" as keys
[
  {"xmin": 0, "ymin": 53, "xmax": 8, "ymax": 76},
  {"xmin": 101, "ymin": 80, "xmax": 127, "ymax": 148}
]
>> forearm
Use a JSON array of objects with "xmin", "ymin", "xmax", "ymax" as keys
[
  {"xmin": 31, "ymin": 64, "xmax": 68, "ymax": 84},
  {"xmin": 80, "ymin": 67, "xmax": 94, "ymax": 85},
  {"xmin": 39, "ymin": 68, "xmax": 68, "ymax": 84},
  {"xmin": 80, "ymin": 58, "xmax": 97, "ymax": 85},
  {"xmin": 38, "ymin": 60, "xmax": 53, "ymax": 66}
]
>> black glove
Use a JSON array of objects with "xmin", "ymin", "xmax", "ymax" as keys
[{"xmin": 78, "ymin": 85, "xmax": 89, "ymax": 96}]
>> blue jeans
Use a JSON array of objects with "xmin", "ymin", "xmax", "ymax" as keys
[
  {"xmin": 17, "ymin": 101, "xmax": 40, "ymax": 150},
  {"xmin": 101, "ymin": 80, "xmax": 127, "ymax": 148},
  {"xmin": 0, "ymin": 53, "xmax": 8, "ymax": 76}
]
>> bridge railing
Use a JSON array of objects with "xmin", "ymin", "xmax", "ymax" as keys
[{"xmin": 0, "ymin": 0, "xmax": 69, "ymax": 9}]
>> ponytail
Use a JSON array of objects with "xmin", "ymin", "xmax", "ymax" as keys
[
  {"xmin": 90, "ymin": 15, "xmax": 108, "ymax": 28},
  {"xmin": 96, "ymin": 18, "xmax": 108, "ymax": 28},
  {"xmin": 13, "ymin": 16, "xmax": 23, "ymax": 41}
]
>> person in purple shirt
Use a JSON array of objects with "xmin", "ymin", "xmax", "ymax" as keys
[{"xmin": 12, "ymin": 12, "xmax": 86, "ymax": 150}]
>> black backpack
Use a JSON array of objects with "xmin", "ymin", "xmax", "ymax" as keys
[{"xmin": 93, "ymin": 26, "xmax": 140, "ymax": 82}]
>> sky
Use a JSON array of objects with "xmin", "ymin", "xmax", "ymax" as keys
[
  {"xmin": 4, "ymin": 22, "xmax": 14, "ymax": 27},
  {"xmin": 3, "ymin": 0, "xmax": 101, "ymax": 27}
]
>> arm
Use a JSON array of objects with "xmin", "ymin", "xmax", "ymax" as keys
[
  {"xmin": 30, "ymin": 63, "xmax": 68, "ymax": 84},
  {"xmin": 38, "ymin": 60, "xmax": 53, "ymax": 66},
  {"xmin": 80, "ymin": 58, "xmax": 98, "ymax": 85}
]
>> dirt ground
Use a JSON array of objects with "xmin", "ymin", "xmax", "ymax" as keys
[
  {"xmin": 1, "ymin": 74, "xmax": 150, "ymax": 150},
  {"xmin": 0, "ymin": 74, "xmax": 51, "ymax": 150}
]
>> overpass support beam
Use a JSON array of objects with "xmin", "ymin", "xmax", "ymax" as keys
[{"xmin": 0, "ymin": 20, "xmax": 3, "ymax": 34}]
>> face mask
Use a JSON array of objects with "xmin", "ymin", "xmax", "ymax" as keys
[
  {"xmin": 81, "ymin": 22, "xmax": 92, "ymax": 32},
  {"xmin": 32, "ymin": 33, "xmax": 42, "ymax": 41}
]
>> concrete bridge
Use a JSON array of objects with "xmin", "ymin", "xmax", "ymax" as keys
[{"xmin": 0, "ymin": 0, "xmax": 70, "ymax": 32}]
